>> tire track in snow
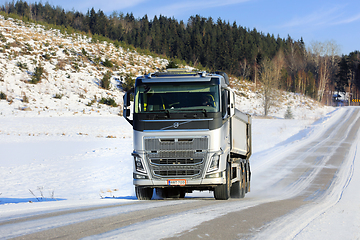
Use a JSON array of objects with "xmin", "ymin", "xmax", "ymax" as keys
[
  {"xmin": 250, "ymin": 107, "xmax": 356, "ymax": 199},
  {"xmin": 251, "ymin": 107, "xmax": 360, "ymax": 240},
  {"xmin": 0, "ymin": 200, "xmax": 192, "ymax": 239}
]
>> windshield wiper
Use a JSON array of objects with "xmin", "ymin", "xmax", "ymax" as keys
[
  {"xmin": 157, "ymin": 109, "xmax": 170, "ymax": 118},
  {"xmin": 147, "ymin": 109, "xmax": 171, "ymax": 118},
  {"xmin": 202, "ymin": 109, "xmax": 207, "ymax": 117},
  {"xmin": 177, "ymin": 108, "xmax": 208, "ymax": 117}
]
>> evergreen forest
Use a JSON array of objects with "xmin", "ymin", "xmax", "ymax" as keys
[{"xmin": 1, "ymin": 0, "xmax": 360, "ymax": 105}]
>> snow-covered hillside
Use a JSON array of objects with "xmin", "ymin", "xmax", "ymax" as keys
[{"xmin": 0, "ymin": 15, "xmax": 168, "ymax": 117}]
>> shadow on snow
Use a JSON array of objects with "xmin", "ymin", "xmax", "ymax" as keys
[{"xmin": 0, "ymin": 197, "xmax": 66, "ymax": 204}]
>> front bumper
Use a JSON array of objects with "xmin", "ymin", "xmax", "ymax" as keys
[{"xmin": 133, "ymin": 171, "xmax": 226, "ymax": 188}]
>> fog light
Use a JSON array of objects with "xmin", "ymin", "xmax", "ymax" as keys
[
  {"xmin": 133, "ymin": 173, "xmax": 148, "ymax": 179},
  {"xmin": 205, "ymin": 172, "xmax": 223, "ymax": 178}
]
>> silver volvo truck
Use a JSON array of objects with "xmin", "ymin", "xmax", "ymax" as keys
[{"xmin": 123, "ymin": 69, "xmax": 252, "ymax": 200}]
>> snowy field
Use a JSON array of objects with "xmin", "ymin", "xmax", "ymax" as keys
[{"xmin": 0, "ymin": 112, "xmax": 319, "ymax": 203}]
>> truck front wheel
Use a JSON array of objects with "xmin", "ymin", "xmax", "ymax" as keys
[
  {"xmin": 214, "ymin": 162, "xmax": 230, "ymax": 200},
  {"xmin": 135, "ymin": 186, "xmax": 153, "ymax": 200}
]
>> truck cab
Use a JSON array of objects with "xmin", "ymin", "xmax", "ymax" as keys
[{"xmin": 123, "ymin": 69, "xmax": 251, "ymax": 200}]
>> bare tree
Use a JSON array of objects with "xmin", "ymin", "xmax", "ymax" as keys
[
  {"xmin": 260, "ymin": 58, "xmax": 279, "ymax": 116},
  {"xmin": 253, "ymin": 59, "xmax": 258, "ymax": 89},
  {"xmin": 273, "ymin": 50, "xmax": 285, "ymax": 83},
  {"xmin": 239, "ymin": 58, "xmax": 251, "ymax": 80},
  {"xmin": 308, "ymin": 40, "xmax": 340, "ymax": 103}
]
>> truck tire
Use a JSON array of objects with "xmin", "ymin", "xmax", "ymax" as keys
[
  {"xmin": 230, "ymin": 166, "xmax": 245, "ymax": 198},
  {"xmin": 135, "ymin": 186, "xmax": 153, "ymax": 200},
  {"xmin": 179, "ymin": 191, "xmax": 186, "ymax": 198},
  {"xmin": 246, "ymin": 161, "xmax": 251, "ymax": 193},
  {"xmin": 214, "ymin": 162, "xmax": 230, "ymax": 200},
  {"xmin": 155, "ymin": 188, "xmax": 165, "ymax": 199}
]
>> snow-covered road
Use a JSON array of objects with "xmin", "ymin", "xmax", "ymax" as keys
[
  {"xmin": 0, "ymin": 107, "xmax": 359, "ymax": 239},
  {"xmin": 251, "ymin": 107, "xmax": 360, "ymax": 239}
]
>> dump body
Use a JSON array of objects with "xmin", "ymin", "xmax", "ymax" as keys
[
  {"xmin": 231, "ymin": 109, "xmax": 252, "ymax": 159},
  {"xmin": 123, "ymin": 70, "xmax": 251, "ymax": 200}
]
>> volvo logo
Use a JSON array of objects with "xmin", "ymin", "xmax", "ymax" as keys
[{"xmin": 160, "ymin": 120, "xmax": 196, "ymax": 130}]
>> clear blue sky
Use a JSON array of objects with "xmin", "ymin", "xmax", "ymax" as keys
[{"xmin": 2, "ymin": 0, "xmax": 359, "ymax": 55}]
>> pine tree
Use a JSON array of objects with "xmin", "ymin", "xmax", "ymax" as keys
[
  {"xmin": 0, "ymin": 91, "xmax": 6, "ymax": 100},
  {"xmin": 284, "ymin": 106, "xmax": 294, "ymax": 119},
  {"xmin": 101, "ymin": 71, "xmax": 112, "ymax": 90},
  {"xmin": 30, "ymin": 63, "xmax": 44, "ymax": 84},
  {"xmin": 166, "ymin": 60, "xmax": 178, "ymax": 69},
  {"xmin": 122, "ymin": 73, "xmax": 135, "ymax": 92},
  {"xmin": 336, "ymin": 56, "xmax": 349, "ymax": 93}
]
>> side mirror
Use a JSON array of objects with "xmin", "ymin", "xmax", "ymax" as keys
[
  {"xmin": 124, "ymin": 108, "xmax": 130, "ymax": 117},
  {"xmin": 123, "ymin": 88, "xmax": 134, "ymax": 125},
  {"xmin": 125, "ymin": 91, "xmax": 131, "ymax": 106}
]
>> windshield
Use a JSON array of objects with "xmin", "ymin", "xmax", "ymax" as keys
[{"xmin": 135, "ymin": 83, "xmax": 220, "ymax": 113}]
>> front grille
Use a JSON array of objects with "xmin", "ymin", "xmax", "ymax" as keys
[
  {"xmin": 145, "ymin": 137, "xmax": 208, "ymax": 151},
  {"xmin": 144, "ymin": 137, "xmax": 208, "ymax": 178},
  {"xmin": 152, "ymin": 164, "xmax": 202, "ymax": 177},
  {"xmin": 151, "ymin": 158, "xmax": 203, "ymax": 165},
  {"xmin": 154, "ymin": 170, "xmax": 200, "ymax": 176}
]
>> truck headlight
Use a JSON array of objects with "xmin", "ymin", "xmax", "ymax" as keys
[
  {"xmin": 208, "ymin": 153, "xmax": 220, "ymax": 172},
  {"xmin": 132, "ymin": 153, "xmax": 146, "ymax": 173}
]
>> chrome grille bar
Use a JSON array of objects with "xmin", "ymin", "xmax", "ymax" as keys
[
  {"xmin": 145, "ymin": 137, "xmax": 208, "ymax": 151},
  {"xmin": 144, "ymin": 137, "xmax": 208, "ymax": 178}
]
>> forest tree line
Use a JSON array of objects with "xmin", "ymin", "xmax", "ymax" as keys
[{"xmin": 1, "ymin": 0, "xmax": 360, "ymax": 105}]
